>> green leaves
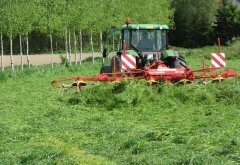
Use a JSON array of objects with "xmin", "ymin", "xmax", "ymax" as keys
[
  {"xmin": 37, "ymin": 0, "xmax": 66, "ymax": 35},
  {"xmin": 1, "ymin": 0, "xmax": 174, "ymax": 35},
  {"xmin": 214, "ymin": 1, "xmax": 240, "ymax": 44},
  {"xmin": 0, "ymin": 0, "xmax": 175, "ymax": 55},
  {"xmin": 171, "ymin": 0, "xmax": 218, "ymax": 47}
]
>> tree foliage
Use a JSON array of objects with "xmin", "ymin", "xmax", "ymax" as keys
[
  {"xmin": 1, "ymin": 0, "xmax": 240, "ymax": 54},
  {"xmin": 0, "ymin": 0, "xmax": 8, "ymax": 33},
  {"xmin": 170, "ymin": 0, "xmax": 218, "ymax": 48},
  {"xmin": 214, "ymin": 0, "xmax": 240, "ymax": 44},
  {"xmin": 0, "ymin": 0, "xmax": 175, "ymax": 53}
]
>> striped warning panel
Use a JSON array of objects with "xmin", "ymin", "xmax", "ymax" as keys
[
  {"xmin": 211, "ymin": 53, "xmax": 226, "ymax": 68},
  {"xmin": 121, "ymin": 54, "xmax": 136, "ymax": 70}
]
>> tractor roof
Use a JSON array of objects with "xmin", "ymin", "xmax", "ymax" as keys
[{"xmin": 121, "ymin": 24, "xmax": 169, "ymax": 30}]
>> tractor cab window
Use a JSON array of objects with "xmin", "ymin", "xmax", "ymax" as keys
[
  {"xmin": 132, "ymin": 30, "xmax": 163, "ymax": 52},
  {"xmin": 123, "ymin": 30, "xmax": 130, "ymax": 48},
  {"xmin": 161, "ymin": 30, "xmax": 167, "ymax": 49}
]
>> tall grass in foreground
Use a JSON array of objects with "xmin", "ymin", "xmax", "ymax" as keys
[{"xmin": 0, "ymin": 51, "xmax": 239, "ymax": 164}]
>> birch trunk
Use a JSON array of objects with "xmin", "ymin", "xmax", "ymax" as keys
[
  {"xmin": 79, "ymin": 29, "xmax": 82, "ymax": 65},
  {"xmin": 55, "ymin": 41, "xmax": 58, "ymax": 51},
  {"xmin": 73, "ymin": 29, "xmax": 77, "ymax": 65},
  {"xmin": 112, "ymin": 30, "xmax": 115, "ymax": 51},
  {"xmin": 100, "ymin": 32, "xmax": 104, "ymax": 64},
  {"xmin": 100, "ymin": 32, "xmax": 103, "ymax": 53},
  {"xmin": 1, "ymin": 31, "xmax": 4, "ymax": 72},
  {"xmin": 26, "ymin": 34, "xmax": 30, "ymax": 68},
  {"xmin": 50, "ymin": 32, "xmax": 53, "ymax": 69},
  {"xmin": 68, "ymin": 30, "xmax": 71, "ymax": 66},
  {"xmin": 90, "ymin": 29, "xmax": 94, "ymax": 64},
  {"xmin": 10, "ymin": 33, "xmax": 14, "ymax": 71},
  {"xmin": 20, "ymin": 34, "xmax": 23, "ymax": 70},
  {"xmin": 65, "ymin": 29, "xmax": 69, "ymax": 64},
  {"xmin": 118, "ymin": 35, "xmax": 121, "ymax": 50}
]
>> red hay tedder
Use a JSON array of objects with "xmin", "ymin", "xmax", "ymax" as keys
[{"xmin": 51, "ymin": 19, "xmax": 239, "ymax": 92}]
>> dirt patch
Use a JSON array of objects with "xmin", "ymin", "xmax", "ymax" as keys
[{"xmin": 0, "ymin": 53, "xmax": 102, "ymax": 67}]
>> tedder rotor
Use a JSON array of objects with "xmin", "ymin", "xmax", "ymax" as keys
[{"xmin": 51, "ymin": 19, "xmax": 239, "ymax": 93}]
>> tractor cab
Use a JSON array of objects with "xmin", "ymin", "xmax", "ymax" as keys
[{"xmin": 121, "ymin": 24, "xmax": 168, "ymax": 54}]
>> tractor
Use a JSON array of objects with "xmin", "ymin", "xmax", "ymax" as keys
[{"xmin": 100, "ymin": 19, "xmax": 187, "ymax": 75}]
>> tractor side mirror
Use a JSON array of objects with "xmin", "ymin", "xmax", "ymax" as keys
[{"xmin": 102, "ymin": 48, "xmax": 107, "ymax": 58}]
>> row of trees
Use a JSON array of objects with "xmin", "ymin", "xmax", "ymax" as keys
[
  {"xmin": 171, "ymin": 0, "xmax": 240, "ymax": 47},
  {"xmin": 1, "ymin": 0, "xmax": 239, "ymax": 71},
  {"xmin": 0, "ymin": 0, "xmax": 174, "ymax": 71}
]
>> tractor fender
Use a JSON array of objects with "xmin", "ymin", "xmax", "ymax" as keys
[
  {"xmin": 161, "ymin": 50, "xmax": 179, "ymax": 59},
  {"xmin": 162, "ymin": 50, "xmax": 187, "ymax": 68}
]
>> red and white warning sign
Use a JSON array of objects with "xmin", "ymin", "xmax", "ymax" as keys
[
  {"xmin": 211, "ymin": 52, "xmax": 226, "ymax": 68},
  {"xmin": 121, "ymin": 54, "xmax": 136, "ymax": 70}
]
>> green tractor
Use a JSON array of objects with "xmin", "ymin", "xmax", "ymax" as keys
[{"xmin": 101, "ymin": 19, "xmax": 187, "ymax": 74}]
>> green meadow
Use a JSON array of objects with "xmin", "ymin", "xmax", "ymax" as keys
[{"xmin": 0, "ymin": 47, "xmax": 239, "ymax": 164}]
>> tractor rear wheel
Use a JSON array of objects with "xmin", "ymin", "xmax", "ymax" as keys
[
  {"xmin": 174, "ymin": 56, "xmax": 187, "ymax": 68},
  {"xmin": 166, "ymin": 55, "xmax": 187, "ymax": 68}
]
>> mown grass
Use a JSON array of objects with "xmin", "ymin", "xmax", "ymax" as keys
[{"xmin": 0, "ymin": 48, "xmax": 239, "ymax": 164}]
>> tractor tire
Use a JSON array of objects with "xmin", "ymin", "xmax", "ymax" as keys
[
  {"xmin": 174, "ymin": 56, "xmax": 187, "ymax": 68},
  {"xmin": 166, "ymin": 55, "xmax": 187, "ymax": 68}
]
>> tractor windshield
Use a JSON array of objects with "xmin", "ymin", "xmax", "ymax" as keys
[{"xmin": 131, "ymin": 30, "xmax": 167, "ymax": 52}]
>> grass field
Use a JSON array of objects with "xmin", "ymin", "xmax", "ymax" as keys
[{"xmin": 0, "ymin": 47, "xmax": 239, "ymax": 164}]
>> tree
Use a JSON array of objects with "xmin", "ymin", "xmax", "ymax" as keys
[
  {"xmin": 67, "ymin": 0, "xmax": 89, "ymax": 65},
  {"xmin": 14, "ymin": 0, "xmax": 39, "ymax": 69},
  {"xmin": 65, "ymin": 0, "xmax": 88, "ymax": 65},
  {"xmin": 0, "ymin": 0, "xmax": 8, "ymax": 71},
  {"xmin": 4, "ymin": 0, "xmax": 20, "ymax": 70},
  {"xmin": 38, "ymin": 0, "xmax": 65, "ymax": 68},
  {"xmin": 170, "ymin": 0, "xmax": 218, "ymax": 47},
  {"xmin": 123, "ymin": 0, "xmax": 174, "ymax": 25},
  {"xmin": 83, "ymin": 0, "xmax": 105, "ymax": 64},
  {"xmin": 214, "ymin": 0, "xmax": 240, "ymax": 44}
]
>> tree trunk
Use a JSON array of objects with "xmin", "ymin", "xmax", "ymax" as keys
[
  {"xmin": 68, "ymin": 30, "xmax": 72, "ymax": 66},
  {"xmin": 26, "ymin": 34, "xmax": 30, "ymax": 68},
  {"xmin": 55, "ymin": 41, "xmax": 58, "ymax": 51},
  {"xmin": 20, "ymin": 34, "xmax": 23, "ymax": 70},
  {"xmin": 112, "ymin": 30, "xmax": 115, "ymax": 51},
  {"xmin": 118, "ymin": 35, "xmax": 121, "ymax": 50},
  {"xmin": 100, "ymin": 32, "xmax": 103, "ymax": 53},
  {"xmin": 65, "ymin": 29, "xmax": 69, "ymax": 65},
  {"xmin": 73, "ymin": 29, "xmax": 77, "ymax": 65},
  {"xmin": 100, "ymin": 32, "xmax": 105, "ymax": 64},
  {"xmin": 10, "ymin": 33, "xmax": 14, "ymax": 71},
  {"xmin": 50, "ymin": 32, "xmax": 53, "ymax": 69},
  {"xmin": 79, "ymin": 29, "xmax": 82, "ymax": 65},
  {"xmin": 1, "ymin": 31, "xmax": 4, "ymax": 72},
  {"xmin": 90, "ymin": 29, "xmax": 94, "ymax": 64}
]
